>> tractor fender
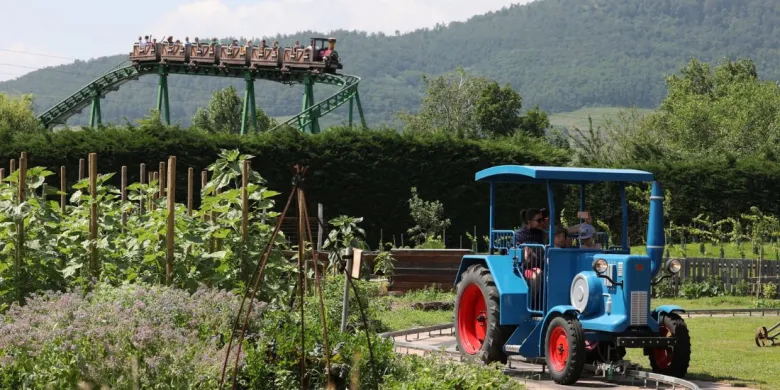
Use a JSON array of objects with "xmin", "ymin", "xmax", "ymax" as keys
[
  {"xmin": 653, "ymin": 305, "xmax": 685, "ymax": 319},
  {"xmin": 454, "ymin": 255, "xmax": 529, "ymax": 326},
  {"xmin": 542, "ymin": 305, "xmax": 581, "ymax": 331}
]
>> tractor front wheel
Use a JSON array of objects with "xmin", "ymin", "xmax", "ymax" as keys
[
  {"xmin": 647, "ymin": 313, "xmax": 691, "ymax": 378},
  {"xmin": 545, "ymin": 314, "xmax": 586, "ymax": 385},
  {"xmin": 455, "ymin": 264, "xmax": 511, "ymax": 363}
]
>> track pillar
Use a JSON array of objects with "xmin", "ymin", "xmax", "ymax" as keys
[
  {"xmin": 301, "ymin": 74, "xmax": 320, "ymax": 134},
  {"xmin": 354, "ymin": 89, "xmax": 367, "ymax": 129},
  {"xmin": 156, "ymin": 66, "xmax": 170, "ymax": 125},
  {"xmin": 241, "ymin": 72, "xmax": 257, "ymax": 135},
  {"xmin": 348, "ymin": 96, "xmax": 354, "ymax": 127},
  {"xmin": 89, "ymin": 92, "xmax": 102, "ymax": 128}
]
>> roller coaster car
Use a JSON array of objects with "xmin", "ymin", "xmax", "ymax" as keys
[
  {"xmin": 160, "ymin": 43, "xmax": 187, "ymax": 64},
  {"xmin": 129, "ymin": 43, "xmax": 160, "ymax": 65},
  {"xmin": 189, "ymin": 43, "xmax": 219, "ymax": 66},
  {"xmin": 250, "ymin": 45, "xmax": 282, "ymax": 69},
  {"xmin": 282, "ymin": 37, "xmax": 342, "ymax": 73},
  {"xmin": 219, "ymin": 45, "xmax": 249, "ymax": 67},
  {"xmin": 453, "ymin": 166, "xmax": 690, "ymax": 386}
]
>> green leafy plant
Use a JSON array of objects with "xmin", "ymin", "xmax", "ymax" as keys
[{"xmin": 406, "ymin": 187, "xmax": 451, "ymax": 247}]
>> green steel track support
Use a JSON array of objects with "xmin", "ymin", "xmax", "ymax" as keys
[
  {"xmin": 156, "ymin": 66, "xmax": 170, "ymax": 125},
  {"xmin": 89, "ymin": 93, "xmax": 102, "ymax": 127},
  {"xmin": 37, "ymin": 63, "xmax": 366, "ymax": 132},
  {"xmin": 240, "ymin": 72, "xmax": 257, "ymax": 135},
  {"xmin": 348, "ymin": 96, "xmax": 353, "ymax": 127},
  {"xmin": 301, "ymin": 75, "xmax": 320, "ymax": 134},
  {"xmin": 354, "ymin": 89, "xmax": 367, "ymax": 128}
]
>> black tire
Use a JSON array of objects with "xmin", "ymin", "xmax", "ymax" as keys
[
  {"xmin": 545, "ymin": 314, "xmax": 586, "ymax": 385},
  {"xmin": 647, "ymin": 312, "xmax": 691, "ymax": 378},
  {"xmin": 454, "ymin": 264, "xmax": 513, "ymax": 364}
]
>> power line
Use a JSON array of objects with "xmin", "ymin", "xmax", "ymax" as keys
[{"xmin": 0, "ymin": 48, "xmax": 78, "ymax": 61}]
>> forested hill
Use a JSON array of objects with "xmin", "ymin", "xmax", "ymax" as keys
[{"xmin": 4, "ymin": 0, "xmax": 780, "ymax": 127}]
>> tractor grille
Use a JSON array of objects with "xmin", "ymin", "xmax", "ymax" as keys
[{"xmin": 630, "ymin": 291, "xmax": 649, "ymax": 326}]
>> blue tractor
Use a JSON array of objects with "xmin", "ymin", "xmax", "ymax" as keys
[{"xmin": 453, "ymin": 165, "xmax": 689, "ymax": 385}]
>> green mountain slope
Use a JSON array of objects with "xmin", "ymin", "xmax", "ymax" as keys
[{"xmin": 3, "ymin": 0, "xmax": 780, "ymax": 127}]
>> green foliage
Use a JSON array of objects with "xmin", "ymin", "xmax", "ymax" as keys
[
  {"xmin": 192, "ymin": 85, "xmax": 276, "ymax": 133},
  {"xmin": 0, "ymin": 124, "xmax": 566, "ymax": 248},
  {"xmin": 0, "ymin": 149, "xmax": 295, "ymax": 311},
  {"xmin": 474, "ymin": 81, "xmax": 523, "ymax": 137},
  {"xmin": 680, "ymin": 277, "xmax": 726, "ymax": 299},
  {"xmin": 406, "ymin": 187, "xmax": 451, "ymax": 246},
  {"xmin": 384, "ymin": 354, "xmax": 521, "ymax": 389},
  {"xmin": 763, "ymin": 282, "xmax": 778, "ymax": 299},
  {"xmin": 398, "ymin": 68, "xmax": 550, "ymax": 138},
  {"xmin": 322, "ymin": 215, "xmax": 367, "ymax": 276},
  {"xmin": 0, "ymin": 283, "xmax": 264, "ymax": 389}
]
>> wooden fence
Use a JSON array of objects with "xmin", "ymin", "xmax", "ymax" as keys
[{"xmin": 666, "ymin": 257, "xmax": 780, "ymax": 297}]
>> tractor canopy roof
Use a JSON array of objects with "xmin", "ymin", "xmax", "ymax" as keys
[{"xmin": 475, "ymin": 165, "xmax": 654, "ymax": 184}]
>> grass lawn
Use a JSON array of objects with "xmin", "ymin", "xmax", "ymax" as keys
[
  {"xmin": 630, "ymin": 243, "xmax": 780, "ymax": 260},
  {"xmin": 654, "ymin": 296, "xmax": 762, "ymax": 309},
  {"xmin": 548, "ymin": 106, "xmax": 654, "ymax": 130},
  {"xmin": 625, "ymin": 316, "xmax": 780, "ymax": 389}
]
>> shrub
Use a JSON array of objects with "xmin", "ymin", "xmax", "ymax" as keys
[
  {"xmin": 383, "ymin": 353, "xmax": 522, "ymax": 390},
  {"xmin": 0, "ymin": 283, "xmax": 263, "ymax": 389},
  {"xmin": 763, "ymin": 281, "xmax": 778, "ymax": 299}
]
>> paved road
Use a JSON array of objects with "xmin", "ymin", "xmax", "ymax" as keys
[{"xmin": 392, "ymin": 330, "xmax": 758, "ymax": 390}]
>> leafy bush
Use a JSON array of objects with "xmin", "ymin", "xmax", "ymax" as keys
[
  {"xmin": 0, "ymin": 283, "xmax": 262, "ymax": 389},
  {"xmin": 763, "ymin": 282, "xmax": 778, "ymax": 299},
  {"xmin": 680, "ymin": 277, "xmax": 726, "ymax": 299},
  {"xmin": 0, "ymin": 150, "xmax": 293, "ymax": 311},
  {"xmin": 732, "ymin": 279, "xmax": 751, "ymax": 296},
  {"xmin": 383, "ymin": 354, "xmax": 521, "ymax": 390},
  {"xmin": 0, "ymin": 124, "xmax": 566, "ymax": 248}
]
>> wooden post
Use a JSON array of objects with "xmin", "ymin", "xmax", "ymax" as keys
[
  {"xmin": 187, "ymin": 167, "xmax": 194, "ymax": 216},
  {"xmin": 166, "ymin": 156, "xmax": 176, "ymax": 285},
  {"xmin": 89, "ymin": 153, "xmax": 98, "ymax": 277},
  {"xmin": 60, "ymin": 166, "xmax": 66, "ymax": 213},
  {"xmin": 78, "ymin": 158, "xmax": 85, "ymax": 181},
  {"xmin": 241, "ymin": 160, "xmax": 249, "ymax": 243},
  {"xmin": 0, "ymin": 168, "xmax": 5, "ymax": 186},
  {"xmin": 158, "ymin": 161, "xmax": 165, "ymax": 199},
  {"xmin": 15, "ymin": 153, "xmax": 26, "ymax": 304},
  {"xmin": 317, "ymin": 203, "xmax": 324, "ymax": 251},
  {"xmin": 139, "ymin": 163, "xmax": 146, "ymax": 214},
  {"xmin": 152, "ymin": 172, "xmax": 159, "ymax": 210},
  {"xmin": 121, "ymin": 166, "xmax": 127, "ymax": 227},
  {"xmin": 201, "ymin": 170, "xmax": 208, "ymax": 222},
  {"xmin": 10, "ymin": 159, "xmax": 16, "ymax": 174}
]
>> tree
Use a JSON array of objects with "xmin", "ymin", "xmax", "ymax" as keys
[
  {"xmin": 397, "ymin": 68, "xmax": 489, "ymax": 138},
  {"xmin": 518, "ymin": 105, "xmax": 550, "ymax": 137},
  {"xmin": 474, "ymin": 81, "xmax": 523, "ymax": 137},
  {"xmin": 192, "ymin": 86, "xmax": 276, "ymax": 133},
  {"xmin": 0, "ymin": 93, "xmax": 40, "ymax": 134}
]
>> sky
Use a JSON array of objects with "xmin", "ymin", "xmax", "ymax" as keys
[{"xmin": 0, "ymin": 0, "xmax": 533, "ymax": 82}]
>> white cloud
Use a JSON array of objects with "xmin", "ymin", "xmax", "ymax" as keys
[
  {"xmin": 148, "ymin": 0, "xmax": 531, "ymax": 42},
  {"xmin": 0, "ymin": 42, "xmax": 73, "ymax": 83}
]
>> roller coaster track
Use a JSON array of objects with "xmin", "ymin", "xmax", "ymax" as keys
[
  {"xmin": 37, "ymin": 61, "xmax": 366, "ymax": 133},
  {"xmin": 380, "ymin": 324, "xmax": 702, "ymax": 390}
]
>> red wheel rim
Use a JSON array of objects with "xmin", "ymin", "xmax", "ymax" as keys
[
  {"xmin": 652, "ymin": 324, "xmax": 673, "ymax": 369},
  {"xmin": 548, "ymin": 325, "xmax": 569, "ymax": 372},
  {"xmin": 457, "ymin": 284, "xmax": 487, "ymax": 354}
]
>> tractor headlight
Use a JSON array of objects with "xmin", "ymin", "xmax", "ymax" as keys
[
  {"xmin": 592, "ymin": 258, "xmax": 608, "ymax": 274},
  {"xmin": 666, "ymin": 258, "xmax": 681, "ymax": 274}
]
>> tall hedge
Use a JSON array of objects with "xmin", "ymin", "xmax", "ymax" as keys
[{"xmin": 0, "ymin": 125, "xmax": 568, "ymax": 249}]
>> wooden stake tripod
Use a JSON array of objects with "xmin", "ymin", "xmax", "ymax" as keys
[{"xmin": 219, "ymin": 165, "xmax": 332, "ymax": 390}]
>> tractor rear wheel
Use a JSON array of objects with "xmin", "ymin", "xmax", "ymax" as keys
[
  {"xmin": 455, "ymin": 264, "xmax": 512, "ymax": 363},
  {"xmin": 647, "ymin": 313, "xmax": 691, "ymax": 378},
  {"xmin": 545, "ymin": 314, "xmax": 586, "ymax": 385}
]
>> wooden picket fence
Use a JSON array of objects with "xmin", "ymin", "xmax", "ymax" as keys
[{"xmin": 663, "ymin": 256, "xmax": 779, "ymax": 297}]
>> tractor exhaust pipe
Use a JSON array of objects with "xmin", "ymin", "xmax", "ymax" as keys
[{"xmin": 646, "ymin": 181, "xmax": 665, "ymax": 278}]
